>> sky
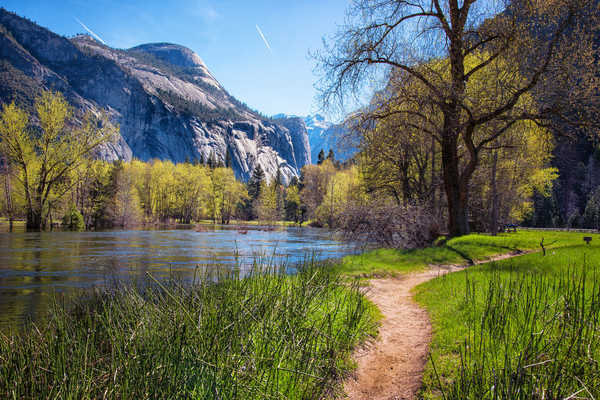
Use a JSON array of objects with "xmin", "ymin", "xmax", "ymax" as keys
[{"xmin": 2, "ymin": 0, "xmax": 351, "ymax": 118}]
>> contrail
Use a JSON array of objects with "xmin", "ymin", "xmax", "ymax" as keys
[
  {"xmin": 255, "ymin": 24, "xmax": 272, "ymax": 53},
  {"xmin": 75, "ymin": 17, "xmax": 106, "ymax": 45}
]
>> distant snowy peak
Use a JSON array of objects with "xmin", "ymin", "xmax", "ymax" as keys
[
  {"xmin": 270, "ymin": 114, "xmax": 354, "ymax": 164},
  {"xmin": 304, "ymin": 114, "xmax": 332, "ymax": 133},
  {"xmin": 303, "ymin": 114, "xmax": 354, "ymax": 163}
]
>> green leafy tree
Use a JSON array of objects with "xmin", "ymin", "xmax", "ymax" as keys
[
  {"xmin": 0, "ymin": 91, "xmax": 115, "ymax": 230},
  {"xmin": 225, "ymin": 149, "xmax": 232, "ymax": 168},
  {"xmin": 61, "ymin": 205, "xmax": 85, "ymax": 231},
  {"xmin": 316, "ymin": 0, "xmax": 598, "ymax": 236}
]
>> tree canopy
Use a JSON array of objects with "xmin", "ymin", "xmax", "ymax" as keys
[{"xmin": 315, "ymin": 0, "xmax": 599, "ymax": 236}]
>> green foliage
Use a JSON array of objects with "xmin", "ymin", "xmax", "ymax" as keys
[
  {"xmin": 248, "ymin": 164, "xmax": 265, "ymax": 201},
  {"xmin": 61, "ymin": 206, "xmax": 85, "ymax": 231},
  {"xmin": 0, "ymin": 90, "xmax": 115, "ymax": 229},
  {"xmin": 0, "ymin": 259, "xmax": 378, "ymax": 399}
]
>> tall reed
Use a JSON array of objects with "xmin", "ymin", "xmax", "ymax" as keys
[
  {"xmin": 427, "ymin": 263, "xmax": 600, "ymax": 399},
  {"xmin": 0, "ymin": 258, "xmax": 377, "ymax": 399}
]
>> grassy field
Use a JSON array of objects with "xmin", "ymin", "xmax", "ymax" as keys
[
  {"xmin": 0, "ymin": 261, "xmax": 378, "ymax": 399},
  {"xmin": 415, "ymin": 240, "xmax": 600, "ymax": 399},
  {"xmin": 337, "ymin": 230, "xmax": 594, "ymax": 277}
]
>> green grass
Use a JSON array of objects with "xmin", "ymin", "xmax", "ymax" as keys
[
  {"xmin": 0, "ymin": 260, "xmax": 379, "ymax": 399},
  {"xmin": 415, "ymin": 244, "xmax": 600, "ymax": 399},
  {"xmin": 337, "ymin": 230, "xmax": 598, "ymax": 277}
]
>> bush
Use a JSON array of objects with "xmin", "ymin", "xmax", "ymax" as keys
[
  {"xmin": 61, "ymin": 206, "xmax": 85, "ymax": 231},
  {"xmin": 338, "ymin": 201, "xmax": 440, "ymax": 249}
]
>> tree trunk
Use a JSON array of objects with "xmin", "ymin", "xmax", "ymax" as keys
[
  {"xmin": 26, "ymin": 208, "xmax": 43, "ymax": 231},
  {"xmin": 441, "ymin": 132, "xmax": 470, "ymax": 237},
  {"xmin": 26, "ymin": 194, "xmax": 44, "ymax": 231},
  {"xmin": 490, "ymin": 151, "xmax": 499, "ymax": 236},
  {"xmin": 430, "ymin": 134, "xmax": 437, "ymax": 213},
  {"xmin": 3, "ymin": 165, "xmax": 13, "ymax": 232}
]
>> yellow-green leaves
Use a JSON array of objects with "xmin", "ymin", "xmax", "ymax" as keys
[
  {"xmin": 0, "ymin": 90, "xmax": 116, "ymax": 229},
  {"xmin": 0, "ymin": 102, "xmax": 32, "ymax": 168}
]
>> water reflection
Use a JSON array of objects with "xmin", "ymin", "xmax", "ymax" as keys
[{"xmin": 0, "ymin": 225, "xmax": 357, "ymax": 328}]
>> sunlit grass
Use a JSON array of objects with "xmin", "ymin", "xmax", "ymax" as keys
[
  {"xmin": 415, "ymin": 244, "xmax": 600, "ymax": 399},
  {"xmin": 337, "ymin": 230, "xmax": 598, "ymax": 277}
]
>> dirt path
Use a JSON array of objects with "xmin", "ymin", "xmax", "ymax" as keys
[{"xmin": 344, "ymin": 251, "xmax": 528, "ymax": 400}]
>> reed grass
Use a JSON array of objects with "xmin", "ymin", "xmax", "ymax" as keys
[
  {"xmin": 0, "ymin": 259, "xmax": 378, "ymax": 399},
  {"xmin": 416, "ymin": 245, "xmax": 600, "ymax": 399}
]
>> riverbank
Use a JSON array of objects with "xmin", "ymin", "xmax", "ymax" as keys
[
  {"xmin": 416, "ymin": 243, "xmax": 600, "ymax": 399},
  {"xmin": 0, "ymin": 260, "xmax": 379, "ymax": 399},
  {"xmin": 337, "ymin": 230, "xmax": 585, "ymax": 277},
  {"xmin": 2, "ymin": 230, "xmax": 597, "ymax": 399}
]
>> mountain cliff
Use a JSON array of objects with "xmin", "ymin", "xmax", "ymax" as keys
[{"xmin": 0, "ymin": 8, "xmax": 310, "ymax": 183}]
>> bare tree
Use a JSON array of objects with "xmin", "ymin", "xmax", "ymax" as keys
[{"xmin": 315, "ymin": 0, "xmax": 598, "ymax": 236}]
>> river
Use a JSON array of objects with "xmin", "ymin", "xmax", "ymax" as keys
[{"xmin": 0, "ymin": 225, "xmax": 358, "ymax": 328}]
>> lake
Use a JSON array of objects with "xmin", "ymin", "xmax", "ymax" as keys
[{"xmin": 0, "ymin": 225, "xmax": 359, "ymax": 328}]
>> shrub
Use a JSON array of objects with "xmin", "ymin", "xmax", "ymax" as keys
[
  {"xmin": 338, "ymin": 201, "xmax": 440, "ymax": 249},
  {"xmin": 61, "ymin": 206, "xmax": 85, "ymax": 231}
]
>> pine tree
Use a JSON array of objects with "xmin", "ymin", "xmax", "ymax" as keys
[
  {"xmin": 317, "ymin": 149, "xmax": 325, "ymax": 165},
  {"xmin": 289, "ymin": 176, "xmax": 299, "ymax": 187},
  {"xmin": 275, "ymin": 166, "xmax": 283, "ymax": 187},
  {"xmin": 243, "ymin": 164, "xmax": 266, "ymax": 220},
  {"xmin": 225, "ymin": 149, "xmax": 232, "ymax": 168},
  {"xmin": 208, "ymin": 151, "xmax": 217, "ymax": 169},
  {"xmin": 248, "ymin": 164, "xmax": 265, "ymax": 201},
  {"xmin": 326, "ymin": 149, "xmax": 335, "ymax": 162}
]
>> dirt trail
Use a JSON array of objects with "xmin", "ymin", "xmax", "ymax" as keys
[{"xmin": 344, "ymin": 252, "xmax": 527, "ymax": 400}]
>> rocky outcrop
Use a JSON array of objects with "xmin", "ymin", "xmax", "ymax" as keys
[
  {"xmin": 0, "ymin": 8, "xmax": 310, "ymax": 183},
  {"xmin": 272, "ymin": 115, "xmax": 311, "ymax": 166}
]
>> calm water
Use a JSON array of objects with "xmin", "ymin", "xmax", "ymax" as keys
[{"xmin": 0, "ymin": 225, "xmax": 358, "ymax": 328}]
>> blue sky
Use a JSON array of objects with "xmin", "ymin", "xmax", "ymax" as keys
[{"xmin": 2, "ymin": 0, "xmax": 350, "ymax": 117}]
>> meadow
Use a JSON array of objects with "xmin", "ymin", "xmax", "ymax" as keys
[
  {"xmin": 415, "ymin": 238, "xmax": 600, "ymax": 399},
  {"xmin": 338, "ymin": 229, "xmax": 585, "ymax": 277}
]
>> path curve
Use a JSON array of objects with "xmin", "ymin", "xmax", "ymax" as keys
[{"xmin": 344, "ymin": 252, "xmax": 527, "ymax": 400}]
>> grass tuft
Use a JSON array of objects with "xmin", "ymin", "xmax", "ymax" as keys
[
  {"xmin": 0, "ymin": 259, "xmax": 378, "ymax": 399},
  {"xmin": 416, "ymin": 245, "xmax": 600, "ymax": 399}
]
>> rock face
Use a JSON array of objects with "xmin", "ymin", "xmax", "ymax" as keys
[{"xmin": 0, "ymin": 8, "xmax": 310, "ymax": 183}]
